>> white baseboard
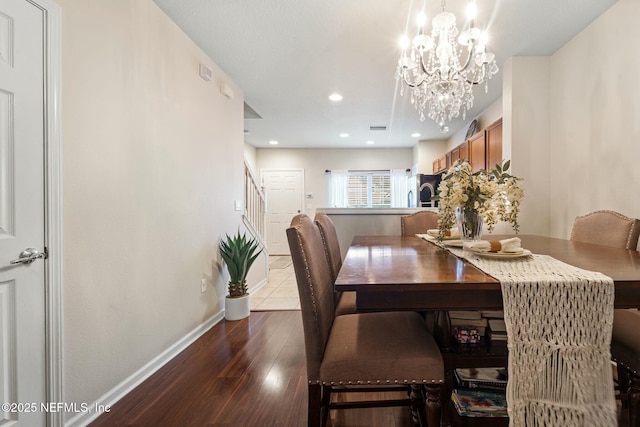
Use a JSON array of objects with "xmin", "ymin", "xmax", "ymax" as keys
[
  {"xmin": 65, "ymin": 310, "xmax": 225, "ymax": 427},
  {"xmin": 249, "ymin": 277, "xmax": 268, "ymax": 294}
]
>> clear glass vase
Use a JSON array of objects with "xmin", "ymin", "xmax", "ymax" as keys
[{"xmin": 455, "ymin": 207, "xmax": 484, "ymax": 242}]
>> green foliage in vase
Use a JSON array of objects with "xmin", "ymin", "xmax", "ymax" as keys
[
  {"xmin": 219, "ymin": 231, "xmax": 263, "ymax": 298},
  {"xmin": 435, "ymin": 160, "xmax": 524, "ymax": 240}
]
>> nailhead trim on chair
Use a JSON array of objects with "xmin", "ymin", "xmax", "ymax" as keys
[
  {"xmin": 291, "ymin": 215, "xmax": 326, "ymax": 356},
  {"xmin": 571, "ymin": 210, "xmax": 639, "ymax": 249},
  {"xmin": 317, "ymin": 222, "xmax": 334, "ymax": 280},
  {"xmin": 614, "ymin": 358, "xmax": 639, "ymax": 376}
]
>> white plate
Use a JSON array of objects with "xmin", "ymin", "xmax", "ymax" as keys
[{"xmin": 469, "ymin": 249, "xmax": 532, "ymax": 259}]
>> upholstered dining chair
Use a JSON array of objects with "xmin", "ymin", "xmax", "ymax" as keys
[
  {"xmin": 570, "ymin": 210, "xmax": 640, "ymax": 250},
  {"xmin": 287, "ymin": 214, "xmax": 444, "ymax": 427},
  {"xmin": 314, "ymin": 213, "xmax": 357, "ymax": 316},
  {"xmin": 570, "ymin": 210, "xmax": 640, "ymax": 425},
  {"xmin": 401, "ymin": 211, "xmax": 439, "ymax": 237}
]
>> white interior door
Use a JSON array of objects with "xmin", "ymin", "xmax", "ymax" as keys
[
  {"xmin": 0, "ymin": 1, "xmax": 47, "ymax": 425},
  {"xmin": 263, "ymin": 169, "xmax": 304, "ymax": 255}
]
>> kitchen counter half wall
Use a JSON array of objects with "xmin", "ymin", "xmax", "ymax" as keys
[{"xmin": 316, "ymin": 207, "xmax": 438, "ymax": 258}]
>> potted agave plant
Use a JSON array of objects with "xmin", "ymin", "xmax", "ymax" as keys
[{"xmin": 219, "ymin": 231, "xmax": 263, "ymax": 321}]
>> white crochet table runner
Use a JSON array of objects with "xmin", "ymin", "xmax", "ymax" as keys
[{"xmin": 444, "ymin": 245, "xmax": 617, "ymax": 426}]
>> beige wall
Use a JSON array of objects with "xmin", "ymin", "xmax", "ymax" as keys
[
  {"xmin": 256, "ymin": 147, "xmax": 413, "ymax": 217},
  {"xmin": 504, "ymin": 56, "xmax": 552, "ymax": 236},
  {"xmin": 244, "ymin": 143, "xmax": 258, "ymax": 176},
  {"xmin": 548, "ymin": 0, "xmax": 640, "ymax": 244},
  {"xmin": 58, "ymin": 0, "xmax": 245, "ymax": 416},
  {"xmin": 413, "ymin": 139, "xmax": 447, "ymax": 174},
  {"xmin": 502, "ymin": 0, "xmax": 640, "ymax": 243}
]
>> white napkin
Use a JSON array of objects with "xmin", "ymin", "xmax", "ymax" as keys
[
  {"xmin": 464, "ymin": 237, "xmax": 523, "ymax": 253},
  {"xmin": 427, "ymin": 227, "xmax": 460, "ymax": 239}
]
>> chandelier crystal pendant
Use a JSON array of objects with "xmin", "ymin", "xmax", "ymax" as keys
[{"xmin": 396, "ymin": 0, "xmax": 499, "ymax": 132}]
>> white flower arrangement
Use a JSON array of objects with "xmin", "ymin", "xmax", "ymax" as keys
[{"xmin": 436, "ymin": 160, "xmax": 524, "ymax": 240}]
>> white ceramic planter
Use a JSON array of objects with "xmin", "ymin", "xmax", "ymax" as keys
[{"xmin": 225, "ymin": 294, "xmax": 250, "ymax": 321}]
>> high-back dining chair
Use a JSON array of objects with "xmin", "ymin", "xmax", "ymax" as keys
[
  {"xmin": 314, "ymin": 213, "xmax": 342, "ymax": 282},
  {"xmin": 570, "ymin": 210, "xmax": 640, "ymax": 250},
  {"xmin": 314, "ymin": 213, "xmax": 357, "ymax": 316},
  {"xmin": 570, "ymin": 210, "xmax": 640, "ymax": 425},
  {"xmin": 287, "ymin": 214, "xmax": 444, "ymax": 427},
  {"xmin": 401, "ymin": 211, "xmax": 439, "ymax": 237}
]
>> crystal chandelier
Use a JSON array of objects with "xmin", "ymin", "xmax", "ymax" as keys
[{"xmin": 396, "ymin": 0, "xmax": 499, "ymax": 132}]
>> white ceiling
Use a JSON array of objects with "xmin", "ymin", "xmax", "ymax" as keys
[{"xmin": 153, "ymin": 0, "xmax": 617, "ymax": 149}]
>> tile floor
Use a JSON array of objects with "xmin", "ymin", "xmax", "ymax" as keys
[{"xmin": 250, "ymin": 256, "xmax": 300, "ymax": 311}]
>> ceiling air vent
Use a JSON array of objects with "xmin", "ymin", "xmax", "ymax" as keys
[{"xmin": 369, "ymin": 125, "xmax": 387, "ymax": 131}]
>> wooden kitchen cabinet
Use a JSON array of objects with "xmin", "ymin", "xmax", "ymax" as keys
[
  {"xmin": 432, "ymin": 155, "xmax": 448, "ymax": 174},
  {"xmin": 458, "ymin": 141, "xmax": 469, "ymax": 163},
  {"xmin": 431, "ymin": 118, "xmax": 502, "ymax": 174},
  {"xmin": 438, "ymin": 155, "xmax": 447, "ymax": 172},
  {"xmin": 486, "ymin": 118, "xmax": 503, "ymax": 170},
  {"xmin": 468, "ymin": 131, "xmax": 486, "ymax": 173},
  {"xmin": 450, "ymin": 146, "xmax": 460, "ymax": 165}
]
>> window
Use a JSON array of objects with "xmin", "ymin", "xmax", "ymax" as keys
[
  {"xmin": 329, "ymin": 169, "xmax": 408, "ymax": 208},
  {"xmin": 347, "ymin": 171, "xmax": 391, "ymax": 208}
]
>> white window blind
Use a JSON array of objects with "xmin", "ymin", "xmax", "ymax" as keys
[
  {"xmin": 347, "ymin": 171, "xmax": 391, "ymax": 208},
  {"xmin": 330, "ymin": 169, "xmax": 408, "ymax": 208}
]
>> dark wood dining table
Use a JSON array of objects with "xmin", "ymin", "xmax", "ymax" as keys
[
  {"xmin": 334, "ymin": 234, "xmax": 640, "ymax": 426},
  {"xmin": 335, "ymin": 234, "xmax": 640, "ymax": 311}
]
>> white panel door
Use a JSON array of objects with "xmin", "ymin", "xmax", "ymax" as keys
[
  {"xmin": 0, "ymin": 0, "xmax": 46, "ymax": 425},
  {"xmin": 263, "ymin": 170, "xmax": 304, "ymax": 255}
]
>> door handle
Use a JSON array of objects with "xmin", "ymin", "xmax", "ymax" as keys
[{"xmin": 10, "ymin": 248, "xmax": 47, "ymax": 265}]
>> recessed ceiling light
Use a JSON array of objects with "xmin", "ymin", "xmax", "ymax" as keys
[
  {"xmin": 411, "ymin": 133, "xmax": 421, "ymax": 138},
  {"xmin": 329, "ymin": 93, "xmax": 343, "ymax": 102},
  {"xmin": 269, "ymin": 140, "xmax": 279, "ymax": 145},
  {"xmin": 366, "ymin": 140, "xmax": 375, "ymax": 145},
  {"xmin": 339, "ymin": 133, "xmax": 349, "ymax": 138}
]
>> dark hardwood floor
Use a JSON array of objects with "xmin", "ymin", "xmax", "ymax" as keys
[{"xmin": 90, "ymin": 311, "xmax": 416, "ymax": 427}]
